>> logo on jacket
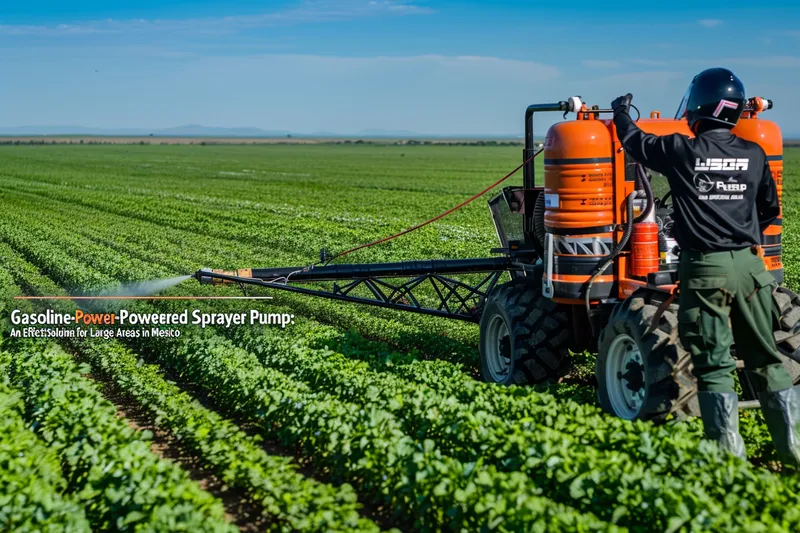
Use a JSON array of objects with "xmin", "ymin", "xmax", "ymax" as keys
[
  {"xmin": 694, "ymin": 158, "xmax": 749, "ymax": 171},
  {"xmin": 693, "ymin": 173, "xmax": 714, "ymax": 193},
  {"xmin": 694, "ymin": 173, "xmax": 747, "ymax": 195}
]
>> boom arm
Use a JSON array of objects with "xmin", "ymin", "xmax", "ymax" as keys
[{"xmin": 194, "ymin": 256, "xmax": 523, "ymax": 322}]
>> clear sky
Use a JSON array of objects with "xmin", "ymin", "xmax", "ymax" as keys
[{"xmin": 2, "ymin": 0, "xmax": 799, "ymax": 136}]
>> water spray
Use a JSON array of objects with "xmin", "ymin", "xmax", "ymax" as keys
[
  {"xmin": 16, "ymin": 273, "xmax": 274, "ymax": 301},
  {"xmin": 90, "ymin": 275, "xmax": 193, "ymax": 298}
]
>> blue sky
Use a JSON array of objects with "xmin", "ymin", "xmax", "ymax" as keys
[{"xmin": 2, "ymin": 1, "xmax": 799, "ymax": 136}]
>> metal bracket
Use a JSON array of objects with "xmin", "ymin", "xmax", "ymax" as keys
[{"xmin": 543, "ymin": 232, "xmax": 555, "ymax": 298}]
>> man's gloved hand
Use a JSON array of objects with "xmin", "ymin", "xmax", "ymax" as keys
[{"xmin": 612, "ymin": 93, "xmax": 632, "ymax": 116}]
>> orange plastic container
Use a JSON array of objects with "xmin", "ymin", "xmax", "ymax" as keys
[
  {"xmin": 544, "ymin": 120, "xmax": 614, "ymax": 232},
  {"xmin": 631, "ymin": 222, "xmax": 659, "ymax": 277}
]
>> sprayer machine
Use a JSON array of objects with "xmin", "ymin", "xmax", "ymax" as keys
[{"xmin": 194, "ymin": 95, "xmax": 800, "ymax": 422}]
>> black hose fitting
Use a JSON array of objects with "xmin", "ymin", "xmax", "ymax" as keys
[
  {"xmin": 634, "ymin": 164, "xmax": 655, "ymax": 223},
  {"xmin": 585, "ymin": 191, "xmax": 636, "ymax": 337}
]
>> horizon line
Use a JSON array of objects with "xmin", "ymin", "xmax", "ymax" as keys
[
  {"xmin": 3, "ymin": 133, "xmax": 800, "ymax": 142},
  {"xmin": 0, "ymin": 130, "xmax": 529, "ymax": 139}
]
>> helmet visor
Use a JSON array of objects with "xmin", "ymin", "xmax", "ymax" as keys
[{"xmin": 674, "ymin": 79, "xmax": 695, "ymax": 120}]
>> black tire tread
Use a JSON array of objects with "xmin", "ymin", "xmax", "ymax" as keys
[
  {"xmin": 773, "ymin": 287, "xmax": 800, "ymax": 382},
  {"xmin": 482, "ymin": 279, "xmax": 572, "ymax": 385},
  {"xmin": 597, "ymin": 290, "xmax": 699, "ymax": 422}
]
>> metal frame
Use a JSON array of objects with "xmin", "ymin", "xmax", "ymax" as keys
[
  {"xmin": 330, "ymin": 270, "xmax": 505, "ymax": 321},
  {"xmin": 195, "ymin": 257, "xmax": 523, "ymax": 322}
]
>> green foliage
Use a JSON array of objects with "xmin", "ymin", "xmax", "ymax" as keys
[
  {"xmin": 0, "ymin": 144, "xmax": 798, "ymax": 531},
  {"xmin": 73, "ymin": 340, "xmax": 385, "ymax": 533},
  {"xmin": 0, "ymin": 383, "xmax": 91, "ymax": 532},
  {"xmin": 229, "ymin": 324, "xmax": 800, "ymax": 532},
  {"xmin": 2, "ymin": 241, "xmax": 621, "ymax": 532},
  {"xmin": 135, "ymin": 331, "xmax": 620, "ymax": 532},
  {"xmin": 0, "ymin": 340, "xmax": 235, "ymax": 532}
]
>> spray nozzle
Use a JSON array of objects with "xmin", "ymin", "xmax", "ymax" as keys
[
  {"xmin": 195, "ymin": 268, "xmax": 213, "ymax": 284},
  {"xmin": 194, "ymin": 268, "xmax": 253, "ymax": 285}
]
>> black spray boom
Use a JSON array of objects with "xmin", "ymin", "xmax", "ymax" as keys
[
  {"xmin": 194, "ymin": 258, "xmax": 515, "ymax": 284},
  {"xmin": 192, "ymin": 256, "xmax": 521, "ymax": 322}
]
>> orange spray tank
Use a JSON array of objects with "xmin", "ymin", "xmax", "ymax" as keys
[
  {"xmin": 731, "ymin": 99, "xmax": 784, "ymax": 281},
  {"xmin": 542, "ymin": 110, "xmax": 615, "ymax": 302}
]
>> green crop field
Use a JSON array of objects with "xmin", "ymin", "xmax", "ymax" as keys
[{"xmin": 1, "ymin": 143, "xmax": 799, "ymax": 532}]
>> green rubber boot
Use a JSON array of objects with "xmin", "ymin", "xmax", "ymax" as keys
[
  {"xmin": 697, "ymin": 391, "xmax": 747, "ymax": 459},
  {"xmin": 758, "ymin": 385, "xmax": 800, "ymax": 467}
]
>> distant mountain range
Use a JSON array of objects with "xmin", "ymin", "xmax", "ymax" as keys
[
  {"xmin": 0, "ymin": 124, "xmax": 524, "ymax": 139},
  {"xmin": 0, "ymin": 125, "xmax": 291, "ymax": 137},
  {"xmin": 3, "ymin": 124, "xmax": 799, "ymax": 140}
]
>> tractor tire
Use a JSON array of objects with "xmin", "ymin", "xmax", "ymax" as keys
[
  {"xmin": 773, "ymin": 287, "xmax": 800, "ymax": 371},
  {"xmin": 479, "ymin": 278, "xmax": 572, "ymax": 385},
  {"xmin": 596, "ymin": 289, "xmax": 700, "ymax": 422},
  {"xmin": 734, "ymin": 286, "xmax": 800, "ymax": 400}
]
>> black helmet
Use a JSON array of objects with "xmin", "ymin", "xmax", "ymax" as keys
[{"xmin": 674, "ymin": 68, "xmax": 746, "ymax": 130}]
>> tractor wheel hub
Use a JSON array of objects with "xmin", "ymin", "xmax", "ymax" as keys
[
  {"xmin": 483, "ymin": 315, "xmax": 512, "ymax": 381},
  {"xmin": 606, "ymin": 334, "xmax": 646, "ymax": 418}
]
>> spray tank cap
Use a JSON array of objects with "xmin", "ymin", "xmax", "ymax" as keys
[
  {"xmin": 747, "ymin": 97, "xmax": 773, "ymax": 113},
  {"xmin": 567, "ymin": 96, "xmax": 583, "ymax": 113}
]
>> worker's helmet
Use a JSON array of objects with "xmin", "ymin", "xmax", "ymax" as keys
[{"xmin": 674, "ymin": 68, "xmax": 746, "ymax": 130}]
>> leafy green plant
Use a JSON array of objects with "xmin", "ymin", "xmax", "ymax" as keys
[
  {"xmin": 0, "ymin": 383, "xmax": 91, "ymax": 533},
  {"xmin": 0, "ymin": 340, "xmax": 235, "ymax": 533}
]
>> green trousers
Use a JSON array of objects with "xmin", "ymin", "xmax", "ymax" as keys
[{"xmin": 678, "ymin": 247, "xmax": 792, "ymax": 394}]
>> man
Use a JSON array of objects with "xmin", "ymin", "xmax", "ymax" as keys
[{"xmin": 611, "ymin": 67, "xmax": 800, "ymax": 465}]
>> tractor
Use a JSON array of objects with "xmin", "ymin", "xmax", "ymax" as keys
[{"xmin": 193, "ymin": 95, "xmax": 799, "ymax": 422}]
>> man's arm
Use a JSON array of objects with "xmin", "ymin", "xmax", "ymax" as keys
[
  {"xmin": 611, "ymin": 93, "xmax": 675, "ymax": 176},
  {"xmin": 757, "ymin": 160, "xmax": 779, "ymax": 232}
]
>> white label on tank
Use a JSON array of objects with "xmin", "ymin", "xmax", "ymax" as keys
[{"xmin": 544, "ymin": 194, "xmax": 559, "ymax": 208}]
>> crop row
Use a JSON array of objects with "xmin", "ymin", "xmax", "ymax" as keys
[
  {"xmin": 2, "ymin": 250, "xmax": 386, "ymax": 533},
  {"xmin": 0, "ymin": 338, "xmax": 235, "ymax": 532},
  {"xmin": 286, "ymin": 318, "xmax": 780, "ymax": 464},
  {"xmin": 0, "ymin": 239, "xmax": 621, "ymax": 532},
  {"xmin": 0, "ymin": 378, "xmax": 92, "ymax": 532},
  {"xmin": 74, "ymin": 339, "xmax": 386, "ymax": 533},
  {"xmin": 3, "ymin": 263, "xmax": 233, "ymax": 533},
  {"xmin": 0, "ymin": 270, "xmax": 90, "ymax": 532},
  {"xmin": 1, "ymin": 244, "xmax": 234, "ymax": 532}
]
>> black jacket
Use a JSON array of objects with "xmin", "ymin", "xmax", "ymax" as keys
[{"xmin": 614, "ymin": 112, "xmax": 779, "ymax": 252}]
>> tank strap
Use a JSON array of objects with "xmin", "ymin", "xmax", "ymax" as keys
[{"xmin": 545, "ymin": 224, "xmax": 617, "ymax": 236}]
